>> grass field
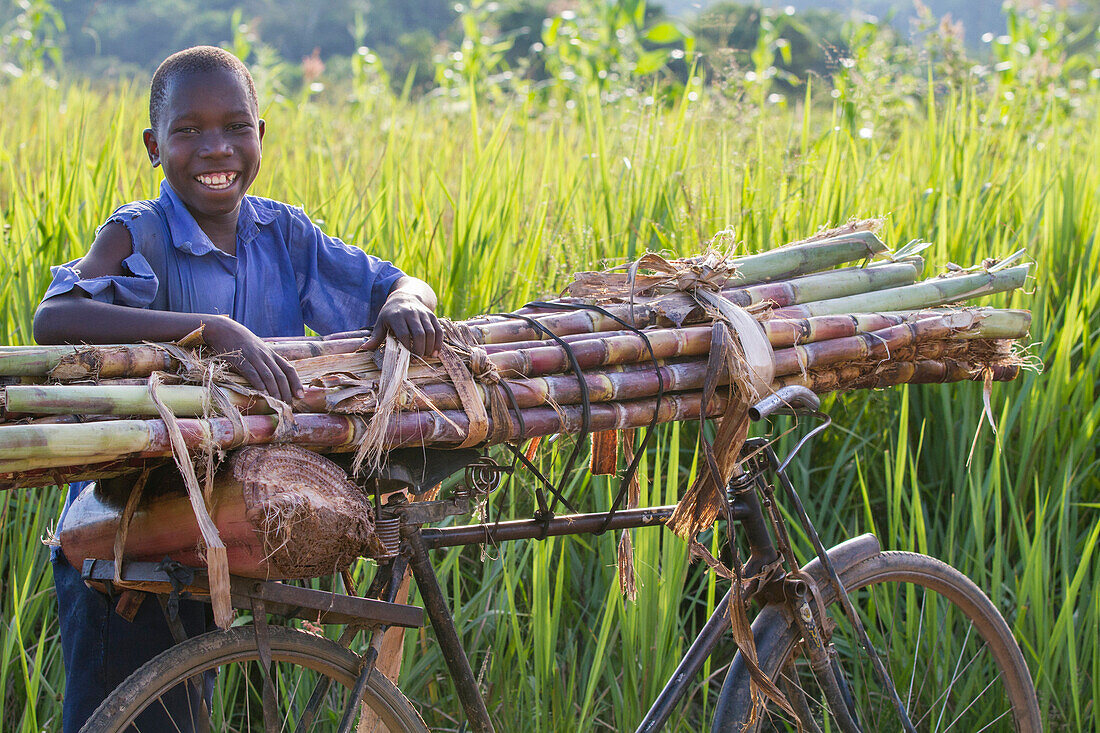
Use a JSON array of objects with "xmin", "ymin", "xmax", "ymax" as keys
[{"xmin": 1, "ymin": 63, "xmax": 1098, "ymax": 730}]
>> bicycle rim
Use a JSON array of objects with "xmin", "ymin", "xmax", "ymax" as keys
[
  {"xmin": 716, "ymin": 551, "xmax": 1041, "ymax": 732},
  {"xmin": 80, "ymin": 625, "xmax": 428, "ymax": 733}
]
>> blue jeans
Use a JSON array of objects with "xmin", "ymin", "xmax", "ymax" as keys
[{"xmin": 53, "ymin": 547, "xmax": 213, "ymax": 732}]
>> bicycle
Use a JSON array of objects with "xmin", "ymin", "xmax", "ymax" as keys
[{"xmin": 77, "ymin": 385, "xmax": 1042, "ymax": 732}]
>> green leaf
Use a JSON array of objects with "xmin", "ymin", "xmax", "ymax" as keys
[
  {"xmin": 644, "ymin": 22, "xmax": 683, "ymax": 45},
  {"xmin": 634, "ymin": 49, "xmax": 667, "ymax": 75},
  {"xmin": 542, "ymin": 16, "xmax": 561, "ymax": 46},
  {"xmin": 461, "ymin": 14, "xmax": 478, "ymax": 40}
]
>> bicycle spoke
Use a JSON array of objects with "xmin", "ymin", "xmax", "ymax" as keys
[
  {"xmin": 187, "ymin": 675, "xmax": 197, "ymax": 732},
  {"xmin": 906, "ymin": 590, "xmax": 927, "ymax": 715},
  {"xmin": 871, "ymin": 581, "xmax": 897, "ymax": 726},
  {"xmin": 781, "ymin": 656, "xmax": 832, "ymax": 724},
  {"xmin": 755, "ymin": 663, "xmax": 813, "ymax": 730},
  {"xmin": 972, "ymin": 706, "xmax": 1014, "ymax": 732},
  {"xmin": 781, "ymin": 666, "xmax": 824, "ymax": 733},
  {"xmin": 942, "ymin": 675, "xmax": 1007, "ymax": 732},
  {"xmin": 245, "ymin": 671, "xmax": 254, "ymax": 732},
  {"xmin": 284, "ymin": 661, "xmax": 311, "ymax": 730},
  {"xmin": 295, "ymin": 671, "xmax": 336, "ymax": 732},
  {"xmin": 933, "ymin": 623, "xmax": 975, "ymax": 731},
  {"xmin": 913, "ymin": 638, "xmax": 987, "ymax": 729},
  {"xmin": 866, "ymin": 580, "xmax": 894, "ymax": 732},
  {"xmin": 156, "ymin": 694, "xmax": 186, "ymax": 733},
  {"xmin": 914, "ymin": 599, "xmax": 952, "ymax": 718}
]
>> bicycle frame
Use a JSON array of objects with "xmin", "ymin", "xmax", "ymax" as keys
[{"xmin": 373, "ymin": 438, "xmax": 897, "ymax": 733}]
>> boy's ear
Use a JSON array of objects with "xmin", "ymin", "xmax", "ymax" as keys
[
  {"xmin": 142, "ymin": 128, "xmax": 161, "ymax": 168},
  {"xmin": 258, "ymin": 118, "xmax": 265, "ymax": 147}
]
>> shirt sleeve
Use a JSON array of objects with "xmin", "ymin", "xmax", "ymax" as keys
[
  {"xmin": 41, "ymin": 252, "xmax": 159, "ymax": 308},
  {"xmin": 289, "ymin": 212, "xmax": 405, "ymax": 335}
]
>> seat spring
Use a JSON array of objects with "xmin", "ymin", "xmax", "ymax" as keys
[{"xmin": 374, "ymin": 517, "xmax": 401, "ymax": 558}]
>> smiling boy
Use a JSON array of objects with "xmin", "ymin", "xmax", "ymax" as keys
[{"xmin": 34, "ymin": 46, "xmax": 441, "ymax": 731}]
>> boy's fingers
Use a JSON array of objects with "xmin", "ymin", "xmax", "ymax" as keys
[
  {"xmin": 257, "ymin": 367, "xmax": 280, "ymax": 401},
  {"xmin": 416, "ymin": 313, "xmax": 432, "ymax": 356},
  {"xmin": 247, "ymin": 354, "xmax": 281, "ymax": 400},
  {"xmin": 362, "ymin": 328, "xmax": 383, "ymax": 351},
  {"xmin": 421, "ymin": 312, "xmax": 442, "ymax": 356},
  {"xmin": 390, "ymin": 322, "xmax": 411, "ymax": 352},
  {"xmin": 274, "ymin": 353, "xmax": 304, "ymax": 398},
  {"xmin": 264, "ymin": 353, "xmax": 294, "ymax": 404},
  {"xmin": 433, "ymin": 317, "xmax": 444, "ymax": 355},
  {"xmin": 407, "ymin": 318, "xmax": 426, "ymax": 357},
  {"xmin": 233, "ymin": 359, "xmax": 266, "ymax": 395}
]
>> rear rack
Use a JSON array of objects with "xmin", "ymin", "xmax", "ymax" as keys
[{"xmin": 81, "ymin": 558, "xmax": 424, "ymax": 629}]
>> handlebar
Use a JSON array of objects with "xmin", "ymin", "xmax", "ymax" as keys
[
  {"xmin": 748, "ymin": 386, "xmax": 831, "ymax": 473},
  {"xmin": 749, "ymin": 386, "xmax": 821, "ymax": 422}
]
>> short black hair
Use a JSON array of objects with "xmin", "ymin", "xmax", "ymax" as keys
[{"xmin": 149, "ymin": 46, "xmax": 258, "ymax": 132}]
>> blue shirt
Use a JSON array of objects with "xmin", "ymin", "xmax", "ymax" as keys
[
  {"xmin": 43, "ymin": 180, "xmax": 405, "ymax": 545},
  {"xmin": 44, "ymin": 180, "xmax": 404, "ymax": 337}
]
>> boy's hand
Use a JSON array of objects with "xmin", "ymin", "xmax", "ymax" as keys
[
  {"xmin": 204, "ymin": 316, "xmax": 304, "ymax": 403},
  {"xmin": 364, "ymin": 285, "xmax": 444, "ymax": 357}
]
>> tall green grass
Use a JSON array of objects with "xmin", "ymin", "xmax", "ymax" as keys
[{"xmin": 1, "ymin": 71, "xmax": 1097, "ymax": 730}]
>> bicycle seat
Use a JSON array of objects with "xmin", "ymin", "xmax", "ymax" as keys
[{"xmin": 360, "ymin": 447, "xmax": 483, "ymax": 494}]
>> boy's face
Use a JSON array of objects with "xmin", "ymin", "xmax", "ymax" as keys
[{"xmin": 143, "ymin": 69, "xmax": 264, "ymax": 224}]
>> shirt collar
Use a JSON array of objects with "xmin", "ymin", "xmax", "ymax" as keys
[
  {"xmin": 157, "ymin": 181, "xmax": 277, "ymax": 255},
  {"xmin": 237, "ymin": 196, "xmax": 279, "ymax": 243}
]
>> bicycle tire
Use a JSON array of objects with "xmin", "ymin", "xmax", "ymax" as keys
[
  {"xmin": 713, "ymin": 551, "xmax": 1042, "ymax": 732},
  {"xmin": 80, "ymin": 625, "xmax": 428, "ymax": 733}
]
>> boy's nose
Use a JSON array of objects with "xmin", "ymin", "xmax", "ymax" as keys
[{"xmin": 199, "ymin": 132, "xmax": 234, "ymax": 158}]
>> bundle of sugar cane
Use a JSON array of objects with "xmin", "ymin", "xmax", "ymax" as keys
[
  {"xmin": 0, "ymin": 220, "xmax": 1033, "ymax": 489},
  {"xmin": 0, "ymin": 311, "xmax": 1025, "ymax": 423}
]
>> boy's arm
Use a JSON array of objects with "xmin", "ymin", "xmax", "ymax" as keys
[
  {"xmin": 34, "ymin": 223, "xmax": 303, "ymax": 402},
  {"xmin": 362, "ymin": 276, "xmax": 444, "ymax": 357}
]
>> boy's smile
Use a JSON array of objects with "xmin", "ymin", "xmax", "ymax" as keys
[
  {"xmin": 143, "ymin": 69, "xmax": 264, "ymax": 252},
  {"xmin": 195, "ymin": 171, "xmax": 239, "ymax": 190}
]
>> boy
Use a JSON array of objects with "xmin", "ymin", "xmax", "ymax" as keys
[{"xmin": 33, "ymin": 45, "xmax": 441, "ymax": 731}]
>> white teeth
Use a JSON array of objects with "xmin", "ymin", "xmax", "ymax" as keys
[{"xmin": 196, "ymin": 172, "xmax": 237, "ymax": 189}]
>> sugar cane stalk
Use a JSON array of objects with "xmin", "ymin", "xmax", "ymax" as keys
[
  {"xmin": 770, "ymin": 266, "xmax": 1030, "ymax": 318},
  {"xmin": 0, "ymin": 337, "xmax": 369, "ymax": 380},
  {"xmin": 470, "ymin": 261, "xmax": 921, "ymax": 344},
  {"xmin": 0, "ymin": 392, "xmax": 727, "ymax": 480},
  {"xmin": 479, "ymin": 229, "xmax": 891, "ymax": 320},
  {"xmin": 731, "ymin": 231, "xmax": 890, "ymax": 284},
  {"xmin": 776, "ymin": 359, "xmax": 1020, "ymax": 392}
]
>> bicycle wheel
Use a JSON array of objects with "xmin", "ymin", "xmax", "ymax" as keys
[
  {"xmin": 713, "ymin": 551, "xmax": 1042, "ymax": 732},
  {"xmin": 81, "ymin": 625, "xmax": 428, "ymax": 733}
]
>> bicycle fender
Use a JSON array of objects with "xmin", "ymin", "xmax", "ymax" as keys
[{"xmin": 710, "ymin": 533, "xmax": 882, "ymax": 732}]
